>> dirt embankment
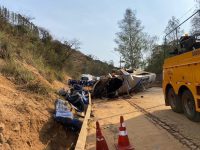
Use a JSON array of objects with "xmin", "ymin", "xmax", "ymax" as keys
[{"xmin": 0, "ymin": 63, "xmax": 76, "ymax": 150}]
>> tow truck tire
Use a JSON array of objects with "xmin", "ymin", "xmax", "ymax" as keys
[
  {"xmin": 182, "ymin": 90, "xmax": 200, "ymax": 122},
  {"xmin": 167, "ymin": 88, "xmax": 183, "ymax": 113}
]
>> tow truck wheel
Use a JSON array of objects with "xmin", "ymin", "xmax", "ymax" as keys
[
  {"xmin": 182, "ymin": 90, "xmax": 200, "ymax": 122},
  {"xmin": 167, "ymin": 88, "xmax": 183, "ymax": 113}
]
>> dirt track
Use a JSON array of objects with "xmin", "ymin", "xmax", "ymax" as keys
[{"xmin": 86, "ymin": 87, "xmax": 200, "ymax": 150}]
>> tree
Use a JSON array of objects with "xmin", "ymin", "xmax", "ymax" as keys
[
  {"xmin": 145, "ymin": 45, "xmax": 164, "ymax": 74},
  {"xmin": 191, "ymin": 0, "xmax": 200, "ymax": 34},
  {"xmin": 145, "ymin": 17, "xmax": 183, "ymax": 74},
  {"xmin": 115, "ymin": 9, "xmax": 147, "ymax": 69},
  {"xmin": 164, "ymin": 16, "xmax": 183, "ymax": 47},
  {"xmin": 143, "ymin": 36, "xmax": 159, "ymax": 70},
  {"xmin": 64, "ymin": 38, "xmax": 81, "ymax": 50},
  {"xmin": 63, "ymin": 39, "xmax": 81, "ymax": 58},
  {"xmin": 108, "ymin": 60, "xmax": 114, "ymax": 67},
  {"xmin": 38, "ymin": 27, "xmax": 52, "ymax": 43},
  {"xmin": 146, "ymin": 17, "xmax": 183, "ymax": 73}
]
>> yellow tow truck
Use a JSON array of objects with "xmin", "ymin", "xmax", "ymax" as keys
[{"xmin": 163, "ymin": 10, "xmax": 200, "ymax": 122}]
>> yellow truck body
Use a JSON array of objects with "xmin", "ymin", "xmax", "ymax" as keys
[{"xmin": 163, "ymin": 48, "xmax": 200, "ymax": 121}]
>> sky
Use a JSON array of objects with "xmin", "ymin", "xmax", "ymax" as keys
[{"xmin": 0, "ymin": 0, "xmax": 197, "ymax": 67}]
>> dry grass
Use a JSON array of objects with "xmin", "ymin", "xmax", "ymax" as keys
[
  {"xmin": 23, "ymin": 80, "xmax": 51, "ymax": 95},
  {"xmin": 1, "ymin": 61, "xmax": 35, "ymax": 84},
  {"xmin": 1, "ymin": 61, "xmax": 52, "ymax": 95}
]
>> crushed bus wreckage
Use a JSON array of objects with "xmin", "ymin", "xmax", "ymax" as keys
[{"xmin": 92, "ymin": 69, "xmax": 156, "ymax": 98}]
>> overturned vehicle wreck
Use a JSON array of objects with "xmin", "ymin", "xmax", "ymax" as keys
[
  {"xmin": 92, "ymin": 76, "xmax": 123, "ymax": 98},
  {"xmin": 92, "ymin": 69, "xmax": 156, "ymax": 98}
]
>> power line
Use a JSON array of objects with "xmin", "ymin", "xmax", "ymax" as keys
[
  {"xmin": 157, "ymin": 4, "xmax": 197, "ymax": 43},
  {"xmin": 165, "ymin": 9, "xmax": 200, "ymax": 38},
  {"xmin": 178, "ymin": 4, "xmax": 196, "ymax": 22}
]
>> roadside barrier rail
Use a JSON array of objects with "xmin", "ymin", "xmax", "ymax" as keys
[{"xmin": 75, "ymin": 93, "xmax": 92, "ymax": 150}]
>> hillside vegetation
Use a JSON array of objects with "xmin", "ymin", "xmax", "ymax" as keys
[
  {"xmin": 0, "ymin": 6, "xmax": 114, "ymax": 86},
  {"xmin": 0, "ymin": 6, "xmax": 114, "ymax": 149}
]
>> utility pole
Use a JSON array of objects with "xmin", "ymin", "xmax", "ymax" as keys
[
  {"xmin": 120, "ymin": 57, "xmax": 121, "ymax": 68},
  {"xmin": 111, "ymin": 50, "xmax": 123, "ymax": 68},
  {"xmin": 197, "ymin": 0, "xmax": 200, "ymax": 9},
  {"xmin": 119, "ymin": 57, "xmax": 125, "ymax": 69}
]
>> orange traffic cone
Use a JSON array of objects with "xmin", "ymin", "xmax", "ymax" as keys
[
  {"xmin": 96, "ymin": 121, "xmax": 109, "ymax": 150},
  {"xmin": 115, "ymin": 116, "xmax": 134, "ymax": 150}
]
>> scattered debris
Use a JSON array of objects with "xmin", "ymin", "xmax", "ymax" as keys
[
  {"xmin": 55, "ymin": 81, "xmax": 92, "ymax": 134},
  {"xmin": 68, "ymin": 79, "xmax": 96, "ymax": 87},
  {"xmin": 59, "ymin": 84, "xmax": 89, "ymax": 113},
  {"xmin": 80, "ymin": 74, "xmax": 95, "ymax": 81},
  {"xmin": 54, "ymin": 99, "xmax": 82, "ymax": 132}
]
